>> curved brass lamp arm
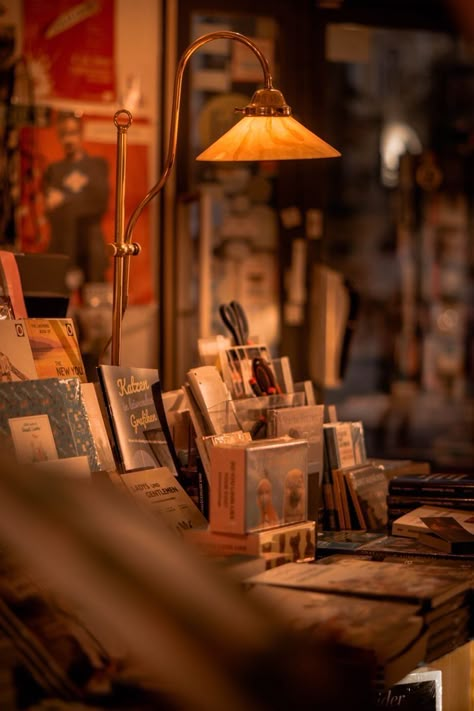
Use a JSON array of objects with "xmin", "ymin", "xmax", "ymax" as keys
[
  {"xmin": 110, "ymin": 31, "xmax": 272, "ymax": 365},
  {"xmin": 123, "ymin": 31, "xmax": 272, "ymax": 245}
]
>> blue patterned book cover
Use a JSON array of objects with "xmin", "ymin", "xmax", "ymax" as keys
[{"xmin": 0, "ymin": 377, "xmax": 99, "ymax": 471}]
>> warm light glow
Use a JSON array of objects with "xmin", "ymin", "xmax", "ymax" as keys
[{"xmin": 196, "ymin": 115, "xmax": 341, "ymax": 161}]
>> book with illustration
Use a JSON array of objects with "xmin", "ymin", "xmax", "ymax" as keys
[
  {"xmin": 0, "ymin": 319, "xmax": 37, "ymax": 382},
  {"xmin": 343, "ymin": 463, "xmax": 389, "ymax": 530},
  {"xmin": 97, "ymin": 365, "xmax": 179, "ymax": 474},
  {"xmin": 391, "ymin": 505, "xmax": 474, "ymax": 540},
  {"xmin": 210, "ymin": 436, "xmax": 309, "ymax": 534},
  {"xmin": 0, "ymin": 377, "xmax": 100, "ymax": 472},
  {"xmin": 24, "ymin": 318, "xmax": 87, "ymax": 382},
  {"xmin": 119, "ymin": 466, "xmax": 208, "ymax": 536}
]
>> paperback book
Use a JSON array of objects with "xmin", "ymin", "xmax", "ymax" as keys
[
  {"xmin": 97, "ymin": 365, "xmax": 179, "ymax": 474},
  {"xmin": 24, "ymin": 318, "xmax": 87, "ymax": 382},
  {"xmin": 391, "ymin": 505, "xmax": 474, "ymax": 540},
  {"xmin": 120, "ymin": 466, "xmax": 208, "ymax": 536}
]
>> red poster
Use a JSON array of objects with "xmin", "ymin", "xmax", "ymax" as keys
[
  {"xmin": 22, "ymin": 0, "xmax": 116, "ymax": 102},
  {"xmin": 19, "ymin": 113, "xmax": 154, "ymax": 306}
]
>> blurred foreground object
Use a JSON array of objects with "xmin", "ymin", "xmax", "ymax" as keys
[{"xmin": 0, "ymin": 451, "xmax": 376, "ymax": 710}]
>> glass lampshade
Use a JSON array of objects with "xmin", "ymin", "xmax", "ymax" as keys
[{"xmin": 196, "ymin": 115, "xmax": 341, "ymax": 162}]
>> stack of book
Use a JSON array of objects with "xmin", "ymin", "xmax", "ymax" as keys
[
  {"xmin": 391, "ymin": 503, "xmax": 474, "ymax": 555},
  {"xmin": 0, "ymin": 317, "xmax": 106, "ymax": 476},
  {"xmin": 322, "ymin": 458, "xmax": 431, "ymax": 533},
  {"xmin": 321, "ymin": 413, "xmax": 431, "ymax": 533},
  {"xmin": 245, "ymin": 554, "xmax": 473, "ymax": 687},
  {"xmin": 388, "ymin": 471, "xmax": 474, "ymax": 525}
]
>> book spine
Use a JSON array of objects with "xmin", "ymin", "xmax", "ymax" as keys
[
  {"xmin": 388, "ymin": 496, "xmax": 474, "ymax": 510},
  {"xmin": 331, "ymin": 469, "xmax": 345, "ymax": 529},
  {"xmin": 322, "ymin": 440, "xmax": 337, "ymax": 530},
  {"xmin": 323, "ymin": 426, "xmax": 340, "ymax": 469},
  {"xmin": 389, "ymin": 483, "xmax": 474, "ymax": 497}
]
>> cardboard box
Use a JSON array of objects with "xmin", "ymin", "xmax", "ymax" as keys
[
  {"xmin": 184, "ymin": 520, "xmax": 317, "ymax": 561},
  {"xmin": 210, "ymin": 436, "xmax": 308, "ymax": 534}
]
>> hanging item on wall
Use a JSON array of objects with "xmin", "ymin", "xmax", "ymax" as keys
[
  {"xmin": 18, "ymin": 110, "xmax": 154, "ymax": 306},
  {"xmin": 22, "ymin": 0, "xmax": 116, "ymax": 102}
]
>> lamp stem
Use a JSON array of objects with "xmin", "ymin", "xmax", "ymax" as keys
[
  {"xmin": 111, "ymin": 109, "xmax": 133, "ymax": 365},
  {"xmin": 124, "ymin": 31, "xmax": 272, "ymax": 245},
  {"xmin": 111, "ymin": 32, "xmax": 272, "ymax": 365}
]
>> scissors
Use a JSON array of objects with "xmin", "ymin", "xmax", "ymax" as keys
[
  {"xmin": 251, "ymin": 357, "xmax": 281, "ymax": 396},
  {"xmin": 219, "ymin": 301, "xmax": 249, "ymax": 346}
]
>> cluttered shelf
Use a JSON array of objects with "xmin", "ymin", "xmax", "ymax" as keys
[{"xmin": 0, "ymin": 263, "xmax": 473, "ymax": 709}]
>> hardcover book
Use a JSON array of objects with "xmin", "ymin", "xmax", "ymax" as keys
[
  {"xmin": 246, "ymin": 555, "xmax": 470, "ymax": 610},
  {"xmin": 97, "ymin": 365, "xmax": 179, "ymax": 473},
  {"xmin": 246, "ymin": 584, "xmax": 426, "ymax": 688},
  {"xmin": 355, "ymin": 533, "xmax": 474, "ymax": 563},
  {"xmin": 210, "ymin": 436, "xmax": 309, "ymax": 534},
  {"xmin": 323, "ymin": 421, "xmax": 356, "ymax": 470},
  {"xmin": 24, "ymin": 318, "xmax": 87, "ymax": 382},
  {"xmin": 417, "ymin": 516, "xmax": 474, "ymax": 554},
  {"xmin": 389, "ymin": 472, "xmax": 474, "ymax": 498},
  {"xmin": 391, "ymin": 505, "xmax": 474, "ymax": 540},
  {"xmin": 388, "ymin": 494, "xmax": 474, "ymax": 512},
  {"xmin": 376, "ymin": 668, "xmax": 442, "ymax": 711},
  {"xmin": 343, "ymin": 464, "xmax": 389, "ymax": 530},
  {"xmin": 0, "ymin": 377, "xmax": 100, "ymax": 472}
]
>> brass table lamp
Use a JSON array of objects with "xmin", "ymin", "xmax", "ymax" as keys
[{"xmin": 110, "ymin": 30, "xmax": 340, "ymax": 365}]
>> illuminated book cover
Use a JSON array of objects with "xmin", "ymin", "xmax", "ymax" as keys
[
  {"xmin": 98, "ymin": 365, "xmax": 178, "ymax": 474},
  {"xmin": 24, "ymin": 318, "xmax": 86, "ymax": 383}
]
